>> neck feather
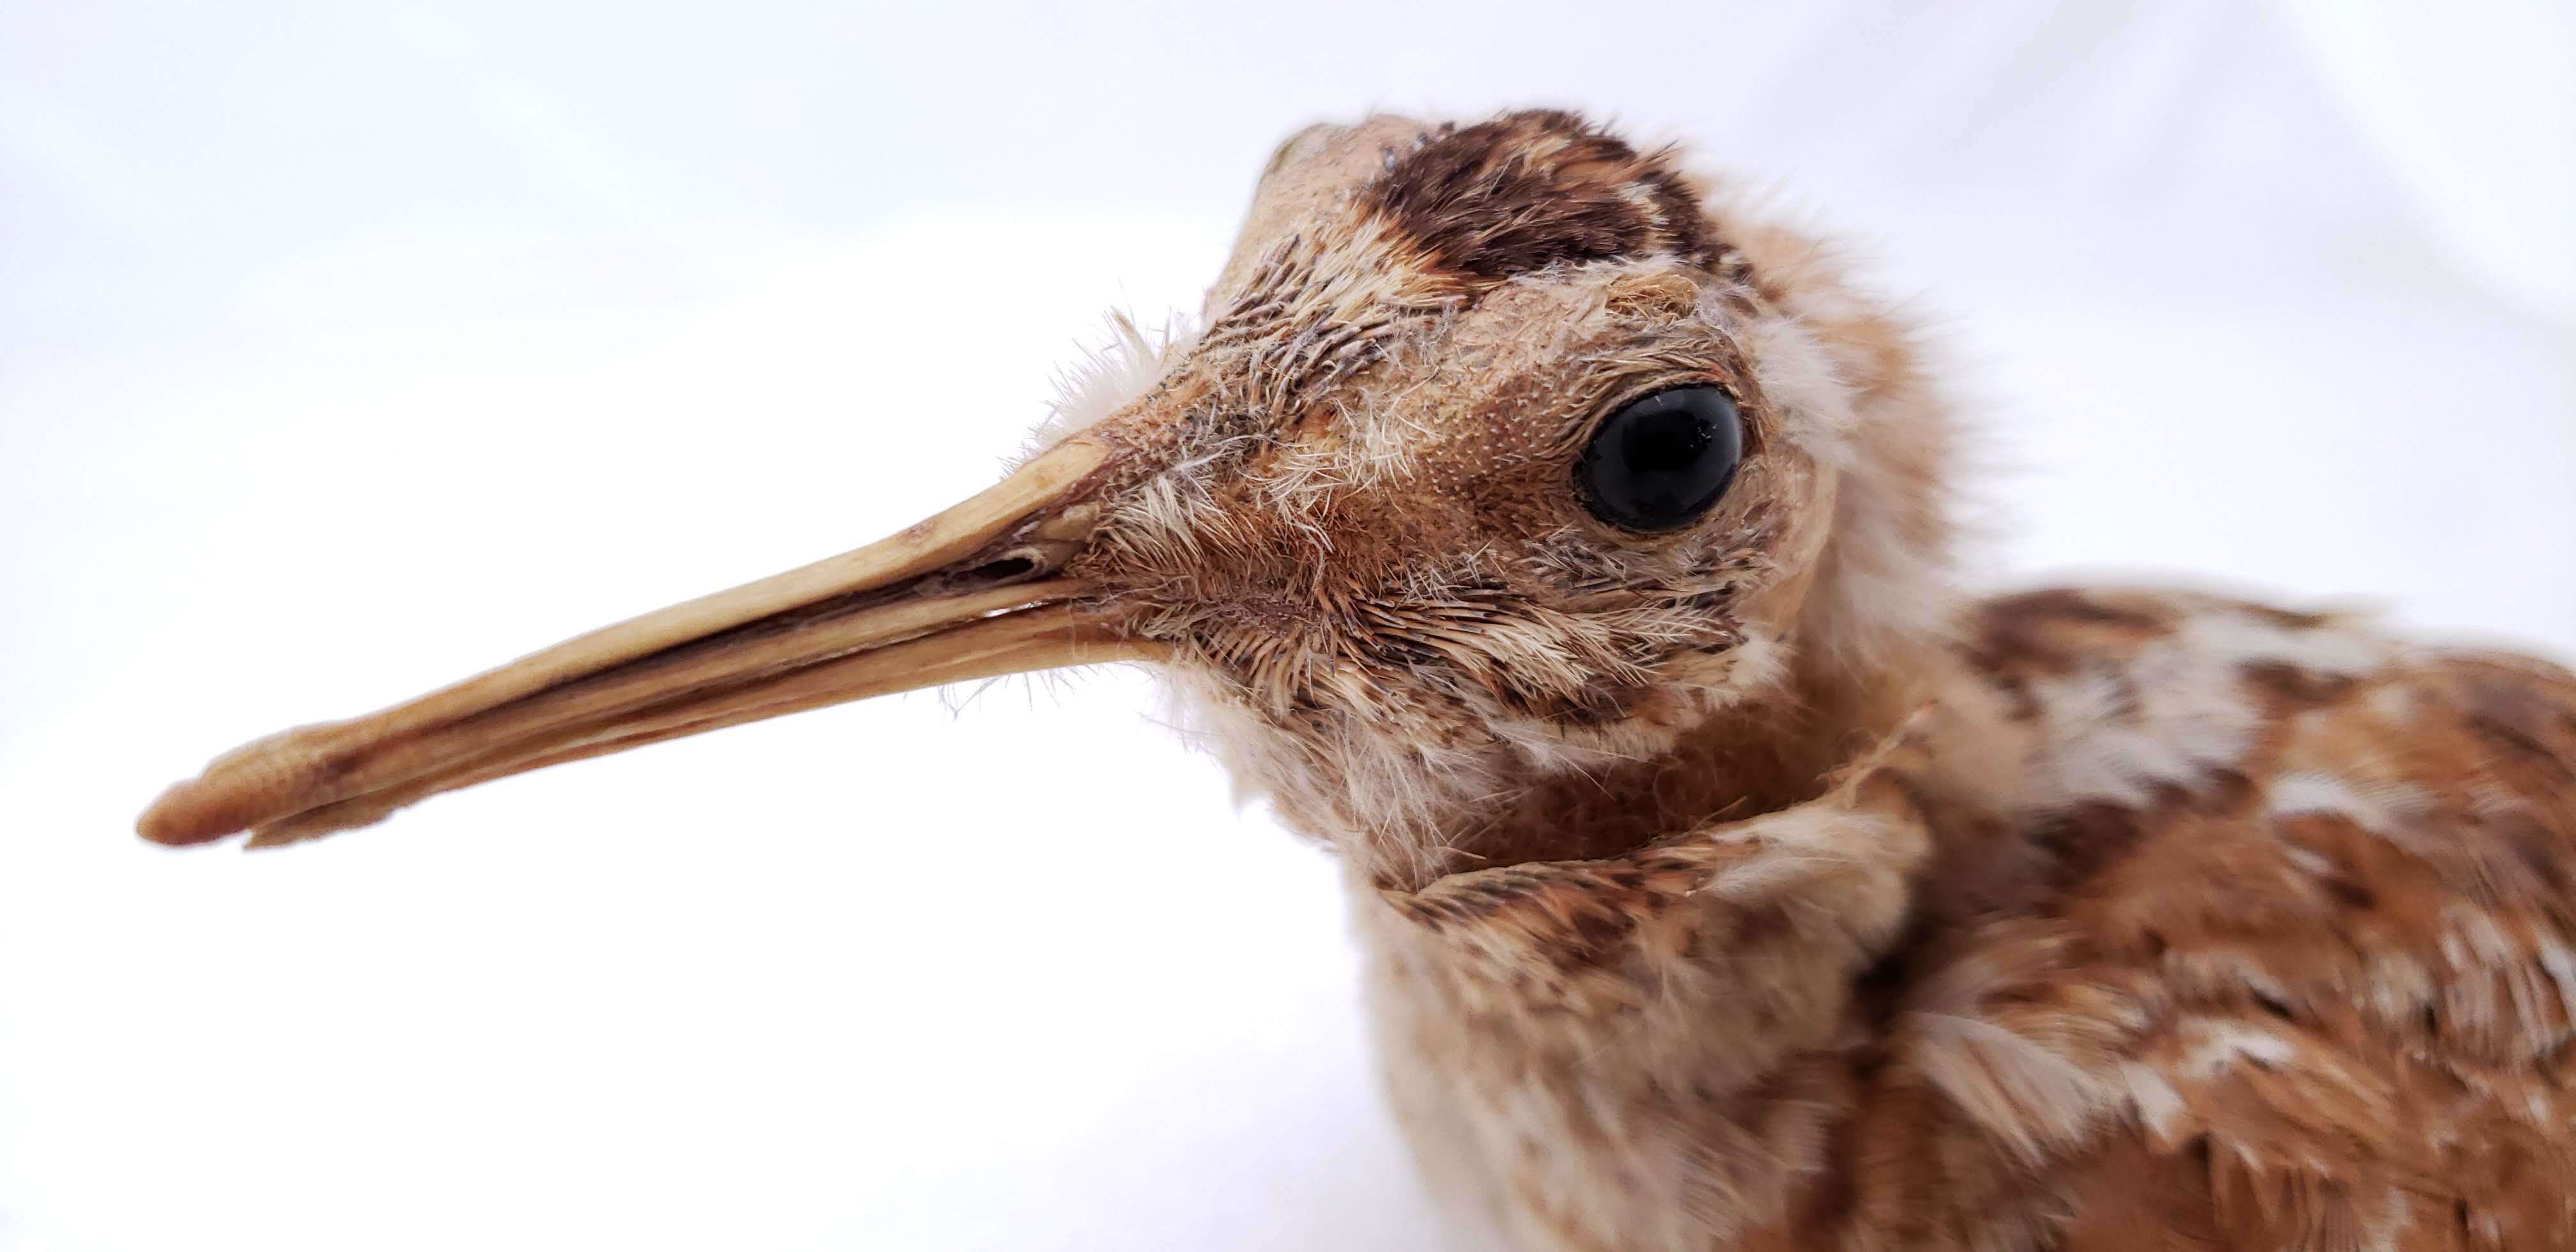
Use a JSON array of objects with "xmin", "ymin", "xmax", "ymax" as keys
[{"xmin": 1186, "ymin": 620, "xmax": 1952, "ymax": 892}]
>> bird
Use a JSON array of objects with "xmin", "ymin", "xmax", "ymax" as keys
[{"xmin": 139, "ymin": 110, "xmax": 2576, "ymax": 1250}]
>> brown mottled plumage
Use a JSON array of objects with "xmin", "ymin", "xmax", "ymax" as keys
[{"xmin": 140, "ymin": 112, "xmax": 2576, "ymax": 1249}]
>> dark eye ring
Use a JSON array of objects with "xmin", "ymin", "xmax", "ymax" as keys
[{"xmin": 1574, "ymin": 385, "xmax": 1744, "ymax": 533}]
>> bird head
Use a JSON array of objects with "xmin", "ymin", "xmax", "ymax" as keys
[{"xmin": 141, "ymin": 111, "xmax": 1959, "ymax": 887}]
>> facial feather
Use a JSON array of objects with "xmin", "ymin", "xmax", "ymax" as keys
[{"xmin": 1029, "ymin": 112, "xmax": 1961, "ymax": 885}]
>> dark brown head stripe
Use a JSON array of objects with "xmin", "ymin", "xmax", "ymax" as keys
[{"xmin": 1361, "ymin": 111, "xmax": 1712, "ymax": 283}]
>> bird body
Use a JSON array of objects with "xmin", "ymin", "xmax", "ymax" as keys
[
  {"xmin": 139, "ymin": 112, "xmax": 2576, "ymax": 1249},
  {"xmin": 1364, "ymin": 586, "xmax": 2576, "ymax": 1249}
]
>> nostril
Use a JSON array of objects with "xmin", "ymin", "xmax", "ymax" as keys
[{"xmin": 960, "ymin": 551, "xmax": 1042, "ymax": 586}]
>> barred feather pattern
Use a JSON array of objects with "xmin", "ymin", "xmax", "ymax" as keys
[{"xmin": 1360, "ymin": 588, "xmax": 2576, "ymax": 1251}]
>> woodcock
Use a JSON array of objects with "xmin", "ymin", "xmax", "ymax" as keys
[{"xmin": 142, "ymin": 111, "xmax": 2576, "ymax": 1249}]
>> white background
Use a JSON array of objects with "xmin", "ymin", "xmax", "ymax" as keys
[{"xmin": 3, "ymin": 3, "xmax": 2571, "ymax": 1249}]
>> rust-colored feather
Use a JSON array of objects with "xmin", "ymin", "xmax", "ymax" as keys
[{"xmin": 1363, "ymin": 588, "xmax": 2576, "ymax": 1249}]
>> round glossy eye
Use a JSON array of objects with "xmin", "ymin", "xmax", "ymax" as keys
[{"xmin": 1574, "ymin": 386, "xmax": 1744, "ymax": 532}]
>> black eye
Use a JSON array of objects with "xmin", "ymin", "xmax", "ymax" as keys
[{"xmin": 1575, "ymin": 386, "xmax": 1744, "ymax": 532}]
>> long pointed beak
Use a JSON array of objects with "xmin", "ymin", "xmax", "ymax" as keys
[{"xmin": 138, "ymin": 438, "xmax": 1156, "ymax": 848}]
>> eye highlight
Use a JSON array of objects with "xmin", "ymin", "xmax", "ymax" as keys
[{"xmin": 1574, "ymin": 386, "xmax": 1744, "ymax": 533}]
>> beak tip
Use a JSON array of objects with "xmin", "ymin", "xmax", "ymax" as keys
[{"xmin": 135, "ymin": 780, "xmax": 240, "ymax": 848}]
